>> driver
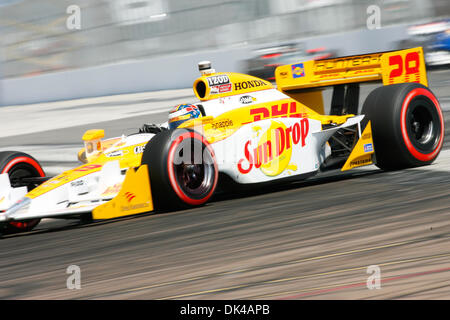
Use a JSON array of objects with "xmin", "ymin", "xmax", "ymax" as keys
[
  {"xmin": 139, "ymin": 104, "xmax": 202, "ymax": 133},
  {"xmin": 168, "ymin": 104, "xmax": 202, "ymax": 129}
]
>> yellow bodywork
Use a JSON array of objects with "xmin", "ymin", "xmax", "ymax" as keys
[
  {"xmin": 82, "ymin": 129, "xmax": 105, "ymax": 141},
  {"xmin": 92, "ymin": 165, "xmax": 153, "ymax": 220},
  {"xmin": 342, "ymin": 121, "xmax": 375, "ymax": 171},
  {"xmin": 193, "ymin": 72, "xmax": 274, "ymax": 101}
]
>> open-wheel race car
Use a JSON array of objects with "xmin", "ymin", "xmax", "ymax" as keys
[{"xmin": 0, "ymin": 47, "xmax": 444, "ymax": 235}]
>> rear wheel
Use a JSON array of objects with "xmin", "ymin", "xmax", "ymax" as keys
[
  {"xmin": 0, "ymin": 151, "xmax": 45, "ymax": 234},
  {"xmin": 141, "ymin": 129, "xmax": 218, "ymax": 209},
  {"xmin": 361, "ymin": 83, "xmax": 444, "ymax": 170}
]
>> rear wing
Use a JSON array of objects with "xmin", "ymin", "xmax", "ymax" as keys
[{"xmin": 275, "ymin": 47, "xmax": 428, "ymax": 91}]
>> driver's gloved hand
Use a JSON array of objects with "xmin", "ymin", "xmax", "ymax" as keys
[{"xmin": 139, "ymin": 124, "xmax": 168, "ymax": 134}]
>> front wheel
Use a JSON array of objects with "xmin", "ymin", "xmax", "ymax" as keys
[
  {"xmin": 0, "ymin": 151, "xmax": 45, "ymax": 234},
  {"xmin": 361, "ymin": 83, "xmax": 445, "ymax": 170},
  {"xmin": 141, "ymin": 129, "xmax": 219, "ymax": 210}
]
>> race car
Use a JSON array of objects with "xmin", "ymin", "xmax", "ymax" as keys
[
  {"xmin": 399, "ymin": 19, "xmax": 450, "ymax": 67},
  {"xmin": 0, "ymin": 47, "xmax": 445, "ymax": 235},
  {"xmin": 244, "ymin": 42, "xmax": 335, "ymax": 81}
]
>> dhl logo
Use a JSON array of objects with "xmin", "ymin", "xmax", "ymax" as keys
[
  {"xmin": 243, "ymin": 101, "xmax": 307, "ymax": 125},
  {"xmin": 238, "ymin": 119, "xmax": 309, "ymax": 176}
]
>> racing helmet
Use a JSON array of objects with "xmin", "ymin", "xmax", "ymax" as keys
[{"xmin": 168, "ymin": 104, "xmax": 202, "ymax": 130}]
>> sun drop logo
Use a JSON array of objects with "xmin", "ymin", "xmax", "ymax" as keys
[{"xmin": 237, "ymin": 119, "xmax": 309, "ymax": 176}]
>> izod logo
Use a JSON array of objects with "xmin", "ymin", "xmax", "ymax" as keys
[
  {"xmin": 237, "ymin": 119, "xmax": 309, "ymax": 176},
  {"xmin": 207, "ymin": 75, "xmax": 230, "ymax": 86}
]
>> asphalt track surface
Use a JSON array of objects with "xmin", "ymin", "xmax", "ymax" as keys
[{"xmin": 0, "ymin": 70, "xmax": 449, "ymax": 299}]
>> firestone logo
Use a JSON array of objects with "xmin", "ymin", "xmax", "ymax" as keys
[
  {"xmin": 124, "ymin": 192, "xmax": 136, "ymax": 203},
  {"xmin": 237, "ymin": 119, "xmax": 309, "ymax": 176}
]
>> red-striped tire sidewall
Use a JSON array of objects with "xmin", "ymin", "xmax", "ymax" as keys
[
  {"xmin": 166, "ymin": 131, "xmax": 218, "ymax": 206},
  {"xmin": 1, "ymin": 156, "xmax": 45, "ymax": 177},
  {"xmin": 0, "ymin": 153, "xmax": 44, "ymax": 231},
  {"xmin": 400, "ymin": 88, "xmax": 445, "ymax": 162}
]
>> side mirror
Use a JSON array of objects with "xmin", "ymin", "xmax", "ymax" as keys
[{"xmin": 82, "ymin": 129, "xmax": 105, "ymax": 161}]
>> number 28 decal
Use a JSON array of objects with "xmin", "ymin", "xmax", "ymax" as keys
[{"xmin": 388, "ymin": 52, "xmax": 420, "ymax": 83}]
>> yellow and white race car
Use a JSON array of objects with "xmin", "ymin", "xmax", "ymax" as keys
[{"xmin": 0, "ymin": 47, "xmax": 445, "ymax": 235}]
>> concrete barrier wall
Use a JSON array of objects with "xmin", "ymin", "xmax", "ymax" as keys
[
  {"xmin": 0, "ymin": 48, "xmax": 250, "ymax": 106},
  {"xmin": 0, "ymin": 25, "xmax": 409, "ymax": 106}
]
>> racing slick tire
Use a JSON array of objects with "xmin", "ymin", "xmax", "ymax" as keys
[
  {"xmin": 141, "ymin": 129, "xmax": 218, "ymax": 210},
  {"xmin": 0, "ymin": 151, "xmax": 45, "ymax": 234},
  {"xmin": 361, "ymin": 83, "xmax": 444, "ymax": 170}
]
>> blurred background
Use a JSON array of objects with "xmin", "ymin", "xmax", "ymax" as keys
[{"xmin": 0, "ymin": 0, "xmax": 449, "ymax": 105}]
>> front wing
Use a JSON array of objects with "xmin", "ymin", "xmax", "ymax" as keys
[{"xmin": 0, "ymin": 164, "xmax": 155, "ymax": 223}]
